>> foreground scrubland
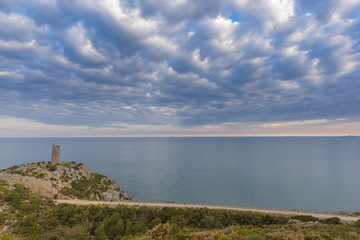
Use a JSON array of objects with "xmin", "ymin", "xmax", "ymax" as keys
[{"xmin": 1, "ymin": 180, "xmax": 360, "ymax": 240}]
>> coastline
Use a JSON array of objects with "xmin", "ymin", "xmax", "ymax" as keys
[
  {"xmin": 1, "ymin": 137, "xmax": 360, "ymax": 213},
  {"xmin": 55, "ymin": 199, "xmax": 360, "ymax": 222},
  {"xmin": 1, "ymin": 159, "xmax": 359, "ymax": 223}
]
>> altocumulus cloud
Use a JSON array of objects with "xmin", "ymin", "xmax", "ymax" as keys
[{"xmin": 0, "ymin": 0, "xmax": 360, "ymax": 136}]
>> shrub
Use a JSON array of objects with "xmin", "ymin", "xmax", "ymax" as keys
[
  {"xmin": 35, "ymin": 173, "xmax": 45, "ymax": 179},
  {"xmin": 59, "ymin": 174, "xmax": 113, "ymax": 200},
  {"xmin": 291, "ymin": 215, "xmax": 319, "ymax": 222},
  {"xmin": 0, "ymin": 180, "xmax": 8, "ymax": 186},
  {"xmin": 214, "ymin": 234, "xmax": 233, "ymax": 240},
  {"xmin": 57, "ymin": 223, "xmax": 91, "ymax": 240},
  {"xmin": 48, "ymin": 165, "xmax": 57, "ymax": 171},
  {"xmin": 355, "ymin": 219, "xmax": 360, "ymax": 228},
  {"xmin": 124, "ymin": 219, "xmax": 133, "ymax": 236},
  {"xmin": 149, "ymin": 223, "xmax": 171, "ymax": 239},
  {"xmin": 5, "ymin": 184, "xmax": 30, "ymax": 208},
  {"xmin": 304, "ymin": 234, "xmax": 323, "ymax": 239},
  {"xmin": 95, "ymin": 226, "xmax": 108, "ymax": 240},
  {"xmin": 0, "ymin": 186, "xmax": 10, "ymax": 199},
  {"xmin": 237, "ymin": 228, "xmax": 256, "ymax": 236},
  {"xmin": 0, "ymin": 214, "xmax": 5, "ymax": 225},
  {"xmin": 17, "ymin": 213, "xmax": 43, "ymax": 235},
  {"xmin": 0, "ymin": 233, "xmax": 28, "ymax": 240},
  {"xmin": 104, "ymin": 212, "xmax": 124, "ymax": 238},
  {"xmin": 170, "ymin": 223, "xmax": 180, "ymax": 235},
  {"xmin": 134, "ymin": 222, "xmax": 147, "ymax": 234},
  {"xmin": 321, "ymin": 217, "xmax": 341, "ymax": 225},
  {"xmin": 150, "ymin": 217, "xmax": 162, "ymax": 228}
]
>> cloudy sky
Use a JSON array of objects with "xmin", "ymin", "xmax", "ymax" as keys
[{"xmin": 1, "ymin": 0, "xmax": 360, "ymax": 137}]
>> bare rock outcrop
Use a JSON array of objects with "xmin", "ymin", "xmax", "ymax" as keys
[{"xmin": 0, "ymin": 161, "xmax": 130, "ymax": 201}]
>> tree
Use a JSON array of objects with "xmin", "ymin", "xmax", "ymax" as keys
[
  {"xmin": 104, "ymin": 212, "xmax": 121, "ymax": 239},
  {"xmin": 124, "ymin": 219, "xmax": 133, "ymax": 236},
  {"xmin": 95, "ymin": 226, "xmax": 108, "ymax": 240}
]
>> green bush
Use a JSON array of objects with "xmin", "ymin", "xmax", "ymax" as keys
[
  {"xmin": 95, "ymin": 226, "xmax": 108, "ymax": 240},
  {"xmin": 237, "ymin": 228, "xmax": 256, "ymax": 236},
  {"xmin": 57, "ymin": 223, "xmax": 91, "ymax": 240},
  {"xmin": 104, "ymin": 212, "xmax": 124, "ymax": 239},
  {"xmin": 170, "ymin": 223, "xmax": 180, "ymax": 235},
  {"xmin": 17, "ymin": 213, "xmax": 43, "ymax": 236},
  {"xmin": 0, "ymin": 214, "xmax": 5, "ymax": 225},
  {"xmin": 5, "ymin": 184, "xmax": 30, "ymax": 208},
  {"xmin": 0, "ymin": 180, "xmax": 8, "ymax": 186},
  {"xmin": 48, "ymin": 165, "xmax": 57, "ymax": 171},
  {"xmin": 150, "ymin": 217, "xmax": 162, "ymax": 228},
  {"xmin": 291, "ymin": 215, "xmax": 319, "ymax": 222},
  {"xmin": 355, "ymin": 219, "xmax": 360, "ymax": 228},
  {"xmin": 35, "ymin": 173, "xmax": 45, "ymax": 179},
  {"xmin": 59, "ymin": 173, "xmax": 112, "ymax": 200},
  {"xmin": 0, "ymin": 186, "xmax": 11, "ymax": 199},
  {"xmin": 134, "ymin": 222, "xmax": 147, "ymax": 234},
  {"xmin": 321, "ymin": 217, "xmax": 341, "ymax": 224},
  {"xmin": 124, "ymin": 219, "xmax": 133, "ymax": 236},
  {"xmin": 0, "ymin": 233, "xmax": 28, "ymax": 240}
]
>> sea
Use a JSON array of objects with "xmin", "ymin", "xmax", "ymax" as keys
[{"xmin": 0, "ymin": 137, "xmax": 359, "ymax": 213}]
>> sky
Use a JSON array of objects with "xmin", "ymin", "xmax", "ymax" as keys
[{"xmin": 0, "ymin": 0, "xmax": 360, "ymax": 137}]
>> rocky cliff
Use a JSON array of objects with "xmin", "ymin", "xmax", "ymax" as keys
[{"xmin": 0, "ymin": 161, "xmax": 131, "ymax": 201}]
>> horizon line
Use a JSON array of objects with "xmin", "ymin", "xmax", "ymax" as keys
[{"xmin": 0, "ymin": 135, "xmax": 358, "ymax": 138}]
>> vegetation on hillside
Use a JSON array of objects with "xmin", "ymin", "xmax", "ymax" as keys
[
  {"xmin": 0, "ymin": 162, "xmax": 129, "ymax": 201},
  {"xmin": 1, "ymin": 180, "xmax": 360, "ymax": 239},
  {"xmin": 59, "ymin": 173, "xmax": 116, "ymax": 200}
]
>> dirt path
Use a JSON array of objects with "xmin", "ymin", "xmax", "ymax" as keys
[{"xmin": 55, "ymin": 199, "xmax": 360, "ymax": 222}]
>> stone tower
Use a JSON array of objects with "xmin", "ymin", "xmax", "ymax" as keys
[{"xmin": 51, "ymin": 143, "xmax": 60, "ymax": 164}]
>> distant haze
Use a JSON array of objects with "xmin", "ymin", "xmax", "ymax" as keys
[{"xmin": 0, "ymin": 0, "xmax": 360, "ymax": 137}]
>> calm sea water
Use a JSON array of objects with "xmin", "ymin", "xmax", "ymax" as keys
[{"xmin": 0, "ymin": 137, "xmax": 359, "ymax": 212}]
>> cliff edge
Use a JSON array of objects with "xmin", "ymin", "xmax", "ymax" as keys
[{"xmin": 0, "ymin": 161, "xmax": 131, "ymax": 201}]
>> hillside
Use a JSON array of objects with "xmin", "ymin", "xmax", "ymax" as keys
[
  {"xmin": 0, "ymin": 163, "xmax": 360, "ymax": 239},
  {"xmin": 0, "ymin": 179, "xmax": 360, "ymax": 240},
  {"xmin": 0, "ymin": 161, "xmax": 130, "ymax": 201}
]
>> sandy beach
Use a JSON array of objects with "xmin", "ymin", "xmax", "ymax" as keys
[{"xmin": 55, "ymin": 199, "xmax": 360, "ymax": 222}]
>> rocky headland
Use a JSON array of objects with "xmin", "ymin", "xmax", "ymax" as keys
[{"xmin": 0, "ymin": 161, "xmax": 130, "ymax": 201}]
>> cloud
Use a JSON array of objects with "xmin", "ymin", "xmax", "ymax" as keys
[
  {"xmin": 0, "ymin": 0, "xmax": 360, "ymax": 136},
  {"xmin": 0, "ymin": 12, "xmax": 48, "ymax": 41},
  {"xmin": 65, "ymin": 22, "xmax": 107, "ymax": 64},
  {"xmin": 231, "ymin": 0, "xmax": 296, "ymax": 33},
  {"xmin": 297, "ymin": 0, "xmax": 360, "ymax": 23},
  {"xmin": 1, "ymin": 116, "xmax": 359, "ymax": 137},
  {"xmin": 0, "ymin": 116, "xmax": 94, "ymax": 137},
  {"xmin": 137, "ymin": 0, "xmax": 223, "ymax": 23},
  {"xmin": 261, "ymin": 119, "xmax": 330, "ymax": 128}
]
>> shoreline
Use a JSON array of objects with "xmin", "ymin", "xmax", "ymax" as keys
[{"xmin": 55, "ymin": 199, "xmax": 360, "ymax": 222}]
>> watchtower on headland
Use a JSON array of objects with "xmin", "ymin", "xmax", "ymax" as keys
[{"xmin": 51, "ymin": 144, "xmax": 60, "ymax": 164}]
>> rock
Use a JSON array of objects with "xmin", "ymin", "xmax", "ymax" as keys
[
  {"xmin": 0, "ymin": 172, "xmax": 57, "ymax": 198},
  {"xmin": 287, "ymin": 219, "xmax": 301, "ymax": 224},
  {"xmin": 306, "ymin": 221, "xmax": 319, "ymax": 226},
  {"xmin": 0, "ymin": 161, "xmax": 131, "ymax": 201}
]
